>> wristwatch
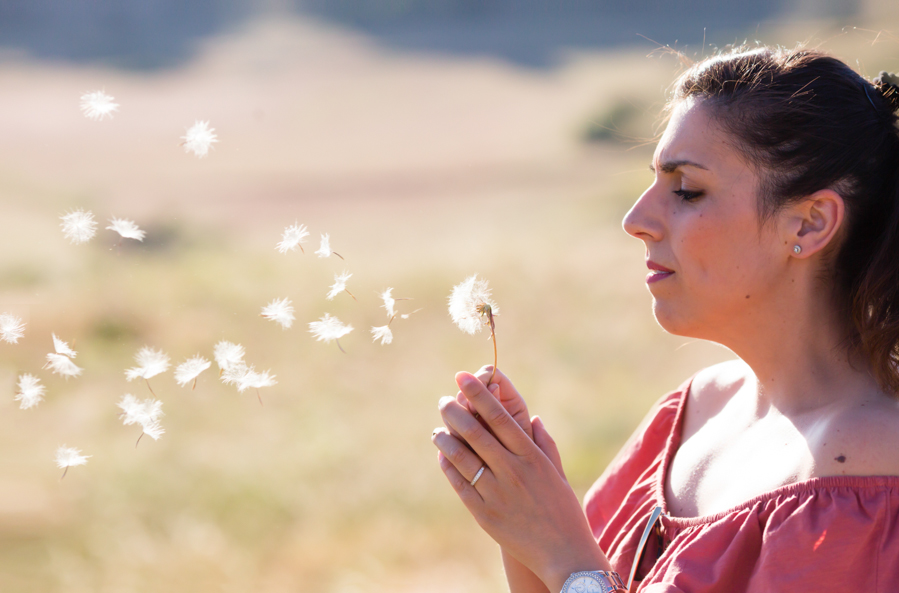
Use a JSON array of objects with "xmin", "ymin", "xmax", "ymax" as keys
[{"xmin": 559, "ymin": 570, "xmax": 627, "ymax": 593}]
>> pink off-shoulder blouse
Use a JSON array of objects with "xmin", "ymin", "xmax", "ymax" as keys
[{"xmin": 583, "ymin": 375, "xmax": 899, "ymax": 592}]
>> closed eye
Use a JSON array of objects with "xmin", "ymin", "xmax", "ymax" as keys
[{"xmin": 673, "ymin": 189, "xmax": 703, "ymax": 202}]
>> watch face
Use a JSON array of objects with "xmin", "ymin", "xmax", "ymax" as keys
[{"xmin": 567, "ymin": 574, "xmax": 606, "ymax": 593}]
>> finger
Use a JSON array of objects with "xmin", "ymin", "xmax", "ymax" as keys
[
  {"xmin": 533, "ymin": 415, "xmax": 567, "ymax": 481},
  {"xmin": 439, "ymin": 395, "xmax": 508, "ymax": 467},
  {"xmin": 455, "ymin": 372, "xmax": 533, "ymax": 457},
  {"xmin": 437, "ymin": 449, "xmax": 485, "ymax": 504},
  {"xmin": 431, "ymin": 427, "xmax": 487, "ymax": 482},
  {"xmin": 473, "ymin": 366, "xmax": 533, "ymax": 440}
]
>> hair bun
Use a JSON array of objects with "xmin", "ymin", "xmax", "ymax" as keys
[{"xmin": 873, "ymin": 71, "xmax": 899, "ymax": 112}]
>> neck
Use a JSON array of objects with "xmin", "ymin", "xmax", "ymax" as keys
[{"xmin": 710, "ymin": 276, "xmax": 882, "ymax": 416}]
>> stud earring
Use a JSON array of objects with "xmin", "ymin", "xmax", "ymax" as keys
[{"xmin": 793, "ymin": 245, "xmax": 802, "ymax": 255}]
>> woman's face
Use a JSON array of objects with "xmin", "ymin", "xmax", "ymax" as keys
[{"xmin": 622, "ymin": 98, "xmax": 789, "ymax": 342}]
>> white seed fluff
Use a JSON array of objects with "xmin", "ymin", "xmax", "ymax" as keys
[
  {"xmin": 60, "ymin": 209, "xmax": 97, "ymax": 244},
  {"xmin": 117, "ymin": 394, "xmax": 164, "ymax": 440},
  {"xmin": 80, "ymin": 90, "xmax": 119, "ymax": 121},
  {"xmin": 261, "ymin": 297, "xmax": 295, "ymax": 329},
  {"xmin": 15, "ymin": 373, "xmax": 46, "ymax": 409},
  {"xmin": 326, "ymin": 271, "xmax": 352, "ymax": 301},
  {"xmin": 308, "ymin": 314, "xmax": 353, "ymax": 344},
  {"xmin": 125, "ymin": 347, "xmax": 170, "ymax": 381},
  {"xmin": 0, "ymin": 313, "xmax": 25, "ymax": 344},
  {"xmin": 44, "ymin": 353, "xmax": 83, "ymax": 378},
  {"xmin": 371, "ymin": 325, "xmax": 393, "ymax": 345},
  {"xmin": 52, "ymin": 333, "xmax": 77, "ymax": 358},
  {"xmin": 448, "ymin": 274, "xmax": 499, "ymax": 335},
  {"xmin": 174, "ymin": 355, "xmax": 211, "ymax": 386},
  {"xmin": 56, "ymin": 446, "xmax": 90, "ymax": 469},
  {"xmin": 106, "ymin": 217, "xmax": 146, "ymax": 241},
  {"xmin": 315, "ymin": 233, "xmax": 335, "ymax": 258},
  {"xmin": 181, "ymin": 120, "xmax": 218, "ymax": 158},
  {"xmin": 380, "ymin": 288, "xmax": 396, "ymax": 318},
  {"xmin": 213, "ymin": 340, "xmax": 245, "ymax": 372},
  {"xmin": 277, "ymin": 222, "xmax": 310, "ymax": 254}
]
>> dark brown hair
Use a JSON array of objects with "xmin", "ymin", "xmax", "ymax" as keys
[{"xmin": 671, "ymin": 47, "xmax": 899, "ymax": 392}]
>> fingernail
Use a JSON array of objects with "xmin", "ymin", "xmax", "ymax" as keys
[
  {"xmin": 438, "ymin": 395, "xmax": 455, "ymax": 408},
  {"xmin": 458, "ymin": 374, "xmax": 478, "ymax": 390},
  {"xmin": 488, "ymin": 383, "xmax": 499, "ymax": 395}
]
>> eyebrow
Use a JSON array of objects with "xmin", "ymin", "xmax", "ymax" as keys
[{"xmin": 648, "ymin": 160, "xmax": 710, "ymax": 174}]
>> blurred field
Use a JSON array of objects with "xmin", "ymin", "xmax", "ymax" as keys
[{"xmin": 1, "ymin": 7, "xmax": 898, "ymax": 593}]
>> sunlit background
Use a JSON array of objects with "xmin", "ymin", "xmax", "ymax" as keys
[{"xmin": 1, "ymin": 1, "xmax": 897, "ymax": 591}]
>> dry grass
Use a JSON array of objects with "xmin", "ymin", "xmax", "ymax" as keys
[{"xmin": 0, "ymin": 10, "xmax": 896, "ymax": 593}]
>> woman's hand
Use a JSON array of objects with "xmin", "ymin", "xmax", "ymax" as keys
[
  {"xmin": 432, "ymin": 371, "xmax": 609, "ymax": 592},
  {"xmin": 457, "ymin": 366, "xmax": 536, "ymax": 441}
]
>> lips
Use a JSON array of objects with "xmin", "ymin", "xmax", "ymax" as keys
[{"xmin": 646, "ymin": 260, "xmax": 674, "ymax": 284}]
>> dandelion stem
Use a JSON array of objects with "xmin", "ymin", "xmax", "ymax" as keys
[
  {"xmin": 256, "ymin": 389, "xmax": 264, "ymax": 407},
  {"xmin": 487, "ymin": 309, "xmax": 498, "ymax": 386},
  {"xmin": 345, "ymin": 289, "xmax": 357, "ymax": 301},
  {"xmin": 333, "ymin": 252, "xmax": 344, "ymax": 260},
  {"xmin": 60, "ymin": 466, "xmax": 69, "ymax": 480},
  {"xmin": 135, "ymin": 432, "xmax": 144, "ymax": 448},
  {"xmin": 145, "ymin": 379, "xmax": 157, "ymax": 397},
  {"xmin": 192, "ymin": 377, "xmax": 198, "ymax": 391},
  {"xmin": 336, "ymin": 339, "xmax": 346, "ymax": 354}
]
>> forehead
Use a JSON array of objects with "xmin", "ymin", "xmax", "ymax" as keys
[{"xmin": 654, "ymin": 98, "xmax": 746, "ymax": 174}]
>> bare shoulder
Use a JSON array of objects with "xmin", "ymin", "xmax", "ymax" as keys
[
  {"xmin": 815, "ymin": 393, "xmax": 899, "ymax": 478},
  {"xmin": 681, "ymin": 360, "xmax": 751, "ymax": 438}
]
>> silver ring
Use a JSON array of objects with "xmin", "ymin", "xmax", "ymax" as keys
[{"xmin": 470, "ymin": 465, "xmax": 486, "ymax": 487}]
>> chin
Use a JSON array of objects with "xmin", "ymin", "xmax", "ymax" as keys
[{"xmin": 651, "ymin": 298, "xmax": 700, "ymax": 338}]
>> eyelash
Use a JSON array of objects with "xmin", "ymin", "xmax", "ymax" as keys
[{"xmin": 673, "ymin": 189, "xmax": 703, "ymax": 202}]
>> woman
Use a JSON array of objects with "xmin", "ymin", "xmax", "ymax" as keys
[{"xmin": 431, "ymin": 46, "xmax": 899, "ymax": 592}]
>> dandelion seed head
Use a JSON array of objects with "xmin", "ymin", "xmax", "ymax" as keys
[
  {"xmin": 261, "ymin": 298, "xmax": 295, "ymax": 329},
  {"xmin": 448, "ymin": 274, "xmax": 499, "ymax": 335},
  {"xmin": 0, "ymin": 313, "xmax": 26, "ymax": 344},
  {"xmin": 52, "ymin": 333, "xmax": 77, "ymax": 358},
  {"xmin": 277, "ymin": 222, "xmax": 310, "ymax": 254},
  {"xmin": 60, "ymin": 209, "xmax": 97, "ymax": 244},
  {"xmin": 326, "ymin": 271, "xmax": 352, "ymax": 301},
  {"xmin": 380, "ymin": 288, "xmax": 396, "ymax": 318},
  {"xmin": 181, "ymin": 120, "xmax": 218, "ymax": 158},
  {"xmin": 214, "ymin": 340, "xmax": 245, "ymax": 371},
  {"xmin": 174, "ymin": 355, "xmax": 211, "ymax": 386},
  {"xmin": 56, "ymin": 446, "xmax": 90, "ymax": 469},
  {"xmin": 125, "ymin": 347, "xmax": 170, "ymax": 381},
  {"xmin": 315, "ymin": 233, "xmax": 334, "ymax": 258},
  {"xmin": 80, "ymin": 90, "xmax": 119, "ymax": 121},
  {"xmin": 308, "ymin": 314, "xmax": 353, "ymax": 344},
  {"xmin": 106, "ymin": 217, "xmax": 146, "ymax": 241},
  {"xmin": 45, "ymin": 353, "xmax": 83, "ymax": 378},
  {"xmin": 371, "ymin": 325, "xmax": 393, "ymax": 345},
  {"xmin": 15, "ymin": 373, "xmax": 45, "ymax": 410}
]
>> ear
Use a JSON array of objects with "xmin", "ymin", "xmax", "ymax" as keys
[{"xmin": 784, "ymin": 189, "xmax": 845, "ymax": 258}]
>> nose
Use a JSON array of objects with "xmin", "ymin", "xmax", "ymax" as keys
[{"xmin": 622, "ymin": 184, "xmax": 663, "ymax": 242}]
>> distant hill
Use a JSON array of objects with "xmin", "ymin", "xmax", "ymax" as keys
[{"xmin": 0, "ymin": 0, "xmax": 860, "ymax": 69}]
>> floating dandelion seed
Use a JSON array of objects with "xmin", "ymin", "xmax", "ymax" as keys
[
  {"xmin": 44, "ymin": 353, "xmax": 83, "ymax": 378},
  {"xmin": 175, "ymin": 355, "xmax": 211, "ymax": 389},
  {"xmin": 214, "ymin": 340, "xmax": 245, "ymax": 373},
  {"xmin": 181, "ymin": 120, "xmax": 218, "ymax": 158},
  {"xmin": 261, "ymin": 297, "xmax": 295, "ymax": 329},
  {"xmin": 0, "ymin": 313, "xmax": 25, "ymax": 344},
  {"xmin": 80, "ymin": 90, "xmax": 119, "ymax": 121},
  {"xmin": 15, "ymin": 374, "xmax": 45, "ymax": 410},
  {"xmin": 221, "ymin": 362, "xmax": 276, "ymax": 405},
  {"xmin": 326, "ymin": 271, "xmax": 355, "ymax": 301},
  {"xmin": 315, "ymin": 233, "xmax": 343, "ymax": 259},
  {"xmin": 125, "ymin": 347, "xmax": 170, "ymax": 395},
  {"xmin": 277, "ymin": 222, "xmax": 310, "ymax": 254},
  {"xmin": 309, "ymin": 313, "xmax": 353, "ymax": 353},
  {"xmin": 117, "ymin": 394, "xmax": 164, "ymax": 446},
  {"xmin": 371, "ymin": 325, "xmax": 393, "ymax": 345},
  {"xmin": 381, "ymin": 288, "xmax": 397, "ymax": 318},
  {"xmin": 51, "ymin": 333, "xmax": 77, "ymax": 358},
  {"xmin": 106, "ymin": 217, "xmax": 146, "ymax": 242},
  {"xmin": 56, "ymin": 445, "xmax": 90, "ymax": 479},
  {"xmin": 60, "ymin": 209, "xmax": 97, "ymax": 244},
  {"xmin": 448, "ymin": 274, "xmax": 500, "ymax": 384}
]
